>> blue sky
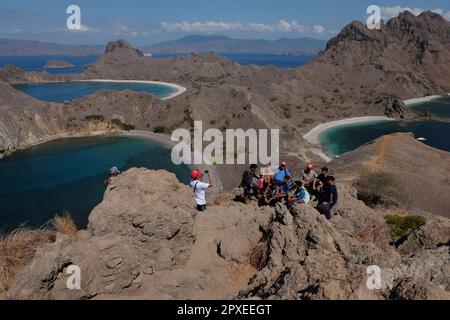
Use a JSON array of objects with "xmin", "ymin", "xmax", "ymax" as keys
[{"xmin": 0, "ymin": 0, "xmax": 449, "ymax": 45}]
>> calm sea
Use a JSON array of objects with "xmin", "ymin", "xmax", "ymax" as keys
[{"xmin": 0, "ymin": 136, "xmax": 190, "ymax": 232}]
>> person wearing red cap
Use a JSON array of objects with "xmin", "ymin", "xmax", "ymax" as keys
[
  {"xmin": 301, "ymin": 163, "xmax": 318, "ymax": 192},
  {"xmin": 273, "ymin": 162, "xmax": 292, "ymax": 186},
  {"xmin": 190, "ymin": 168, "xmax": 214, "ymax": 212}
]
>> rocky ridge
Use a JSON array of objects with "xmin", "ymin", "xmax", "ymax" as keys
[{"xmin": 5, "ymin": 164, "xmax": 449, "ymax": 300}]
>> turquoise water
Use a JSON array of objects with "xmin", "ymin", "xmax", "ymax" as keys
[
  {"xmin": 13, "ymin": 81, "xmax": 177, "ymax": 102},
  {"xmin": 409, "ymin": 96, "xmax": 450, "ymax": 118},
  {"xmin": 0, "ymin": 136, "xmax": 190, "ymax": 232},
  {"xmin": 321, "ymin": 120, "xmax": 450, "ymax": 157}
]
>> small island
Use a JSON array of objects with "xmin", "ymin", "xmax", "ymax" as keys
[{"xmin": 44, "ymin": 60, "xmax": 74, "ymax": 69}]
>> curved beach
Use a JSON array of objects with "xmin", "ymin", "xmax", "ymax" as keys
[
  {"xmin": 303, "ymin": 116, "xmax": 396, "ymax": 145},
  {"xmin": 75, "ymin": 79, "xmax": 187, "ymax": 100}
]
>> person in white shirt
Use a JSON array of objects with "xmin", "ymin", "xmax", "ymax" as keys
[{"xmin": 190, "ymin": 169, "xmax": 214, "ymax": 212}]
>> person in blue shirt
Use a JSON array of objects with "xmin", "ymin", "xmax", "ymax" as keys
[
  {"xmin": 273, "ymin": 162, "xmax": 292, "ymax": 186},
  {"xmin": 288, "ymin": 181, "xmax": 311, "ymax": 205},
  {"xmin": 266, "ymin": 175, "xmax": 293, "ymax": 205}
]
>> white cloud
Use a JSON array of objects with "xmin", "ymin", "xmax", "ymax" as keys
[
  {"xmin": 380, "ymin": 6, "xmax": 450, "ymax": 21},
  {"xmin": 161, "ymin": 20, "xmax": 311, "ymax": 34},
  {"xmin": 313, "ymin": 25, "xmax": 325, "ymax": 34}
]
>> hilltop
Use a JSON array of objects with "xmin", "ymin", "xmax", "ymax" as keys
[{"xmin": 4, "ymin": 161, "xmax": 450, "ymax": 300}]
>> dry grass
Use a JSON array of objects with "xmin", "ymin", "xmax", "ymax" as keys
[
  {"xmin": 249, "ymin": 241, "xmax": 269, "ymax": 271},
  {"xmin": 0, "ymin": 212, "xmax": 78, "ymax": 293},
  {"xmin": 0, "ymin": 228, "xmax": 55, "ymax": 293},
  {"xmin": 52, "ymin": 211, "xmax": 78, "ymax": 238}
]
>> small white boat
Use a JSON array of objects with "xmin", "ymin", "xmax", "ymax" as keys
[
  {"xmin": 417, "ymin": 137, "xmax": 427, "ymax": 141},
  {"xmin": 143, "ymin": 52, "xmax": 153, "ymax": 57}
]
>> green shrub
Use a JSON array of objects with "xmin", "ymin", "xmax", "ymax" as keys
[
  {"xmin": 270, "ymin": 97, "xmax": 278, "ymax": 103},
  {"xmin": 385, "ymin": 215, "xmax": 426, "ymax": 239},
  {"xmin": 111, "ymin": 118, "xmax": 135, "ymax": 131},
  {"xmin": 281, "ymin": 106, "xmax": 291, "ymax": 119},
  {"xmin": 355, "ymin": 171, "xmax": 399, "ymax": 207},
  {"xmin": 153, "ymin": 126, "xmax": 167, "ymax": 133},
  {"xmin": 84, "ymin": 114, "xmax": 104, "ymax": 122},
  {"xmin": 303, "ymin": 118, "xmax": 315, "ymax": 124}
]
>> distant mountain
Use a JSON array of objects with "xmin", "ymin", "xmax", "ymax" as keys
[
  {"xmin": 140, "ymin": 35, "xmax": 326, "ymax": 55},
  {"xmin": 0, "ymin": 39, "xmax": 104, "ymax": 56}
]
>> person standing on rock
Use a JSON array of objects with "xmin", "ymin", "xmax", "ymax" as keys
[{"xmin": 190, "ymin": 169, "xmax": 214, "ymax": 212}]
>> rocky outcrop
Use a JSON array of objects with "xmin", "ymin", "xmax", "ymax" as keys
[
  {"xmin": 105, "ymin": 39, "xmax": 144, "ymax": 57},
  {"xmin": 238, "ymin": 185, "xmax": 449, "ymax": 300},
  {"xmin": 5, "ymin": 168, "xmax": 449, "ymax": 300},
  {"xmin": 378, "ymin": 96, "xmax": 413, "ymax": 119}
]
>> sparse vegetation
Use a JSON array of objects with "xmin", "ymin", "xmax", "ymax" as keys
[
  {"xmin": 385, "ymin": 215, "xmax": 426, "ymax": 239},
  {"xmin": 269, "ymin": 97, "xmax": 278, "ymax": 103},
  {"xmin": 195, "ymin": 76, "xmax": 226, "ymax": 87},
  {"xmin": 0, "ymin": 213, "xmax": 77, "ymax": 293},
  {"xmin": 153, "ymin": 126, "xmax": 167, "ymax": 134},
  {"xmin": 281, "ymin": 105, "xmax": 292, "ymax": 119},
  {"xmin": 52, "ymin": 211, "xmax": 78, "ymax": 238},
  {"xmin": 111, "ymin": 118, "xmax": 135, "ymax": 131},
  {"xmin": 84, "ymin": 114, "xmax": 105, "ymax": 122},
  {"xmin": 355, "ymin": 171, "xmax": 399, "ymax": 207},
  {"xmin": 303, "ymin": 118, "xmax": 315, "ymax": 124},
  {"xmin": 249, "ymin": 241, "xmax": 269, "ymax": 271}
]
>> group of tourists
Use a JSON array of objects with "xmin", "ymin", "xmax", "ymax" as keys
[
  {"xmin": 189, "ymin": 162, "xmax": 338, "ymax": 220},
  {"xmin": 239, "ymin": 162, "xmax": 338, "ymax": 220}
]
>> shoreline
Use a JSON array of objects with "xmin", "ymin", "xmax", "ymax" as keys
[
  {"xmin": 303, "ymin": 116, "xmax": 396, "ymax": 163},
  {"xmin": 303, "ymin": 116, "xmax": 396, "ymax": 145},
  {"xmin": 76, "ymin": 79, "xmax": 187, "ymax": 100},
  {"xmin": 404, "ymin": 93, "xmax": 450, "ymax": 105},
  {"xmin": 121, "ymin": 130, "xmax": 224, "ymax": 193}
]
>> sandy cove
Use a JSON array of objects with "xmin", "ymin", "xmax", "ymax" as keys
[
  {"xmin": 303, "ymin": 116, "xmax": 396, "ymax": 145},
  {"xmin": 75, "ymin": 79, "xmax": 187, "ymax": 100}
]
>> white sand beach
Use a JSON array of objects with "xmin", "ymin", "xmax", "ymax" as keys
[
  {"xmin": 76, "ymin": 79, "xmax": 187, "ymax": 100},
  {"xmin": 303, "ymin": 116, "xmax": 396, "ymax": 145},
  {"xmin": 404, "ymin": 93, "xmax": 450, "ymax": 105},
  {"xmin": 404, "ymin": 95, "xmax": 442, "ymax": 105}
]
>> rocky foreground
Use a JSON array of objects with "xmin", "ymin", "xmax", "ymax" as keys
[{"xmin": 5, "ymin": 160, "xmax": 449, "ymax": 300}]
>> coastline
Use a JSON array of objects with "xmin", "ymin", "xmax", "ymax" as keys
[
  {"xmin": 76, "ymin": 79, "xmax": 187, "ymax": 100},
  {"xmin": 121, "ymin": 130, "xmax": 224, "ymax": 193},
  {"xmin": 303, "ymin": 116, "xmax": 396, "ymax": 145}
]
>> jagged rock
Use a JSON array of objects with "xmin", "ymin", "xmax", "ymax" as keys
[
  {"xmin": 105, "ymin": 39, "xmax": 144, "ymax": 57},
  {"xmin": 390, "ymin": 277, "xmax": 450, "ymax": 300},
  {"xmin": 381, "ymin": 96, "xmax": 412, "ymax": 119}
]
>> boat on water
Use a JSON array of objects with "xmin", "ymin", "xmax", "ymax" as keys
[
  {"xmin": 417, "ymin": 137, "xmax": 427, "ymax": 141},
  {"xmin": 143, "ymin": 52, "xmax": 153, "ymax": 57}
]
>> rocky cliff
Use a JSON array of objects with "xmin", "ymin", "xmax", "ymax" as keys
[{"xmin": 5, "ymin": 166, "xmax": 449, "ymax": 300}]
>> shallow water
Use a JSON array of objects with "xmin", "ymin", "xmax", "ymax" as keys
[
  {"xmin": 409, "ymin": 96, "xmax": 450, "ymax": 118},
  {"xmin": 320, "ymin": 120, "xmax": 450, "ymax": 157},
  {"xmin": 13, "ymin": 81, "xmax": 177, "ymax": 102},
  {"xmin": 0, "ymin": 136, "xmax": 190, "ymax": 232}
]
